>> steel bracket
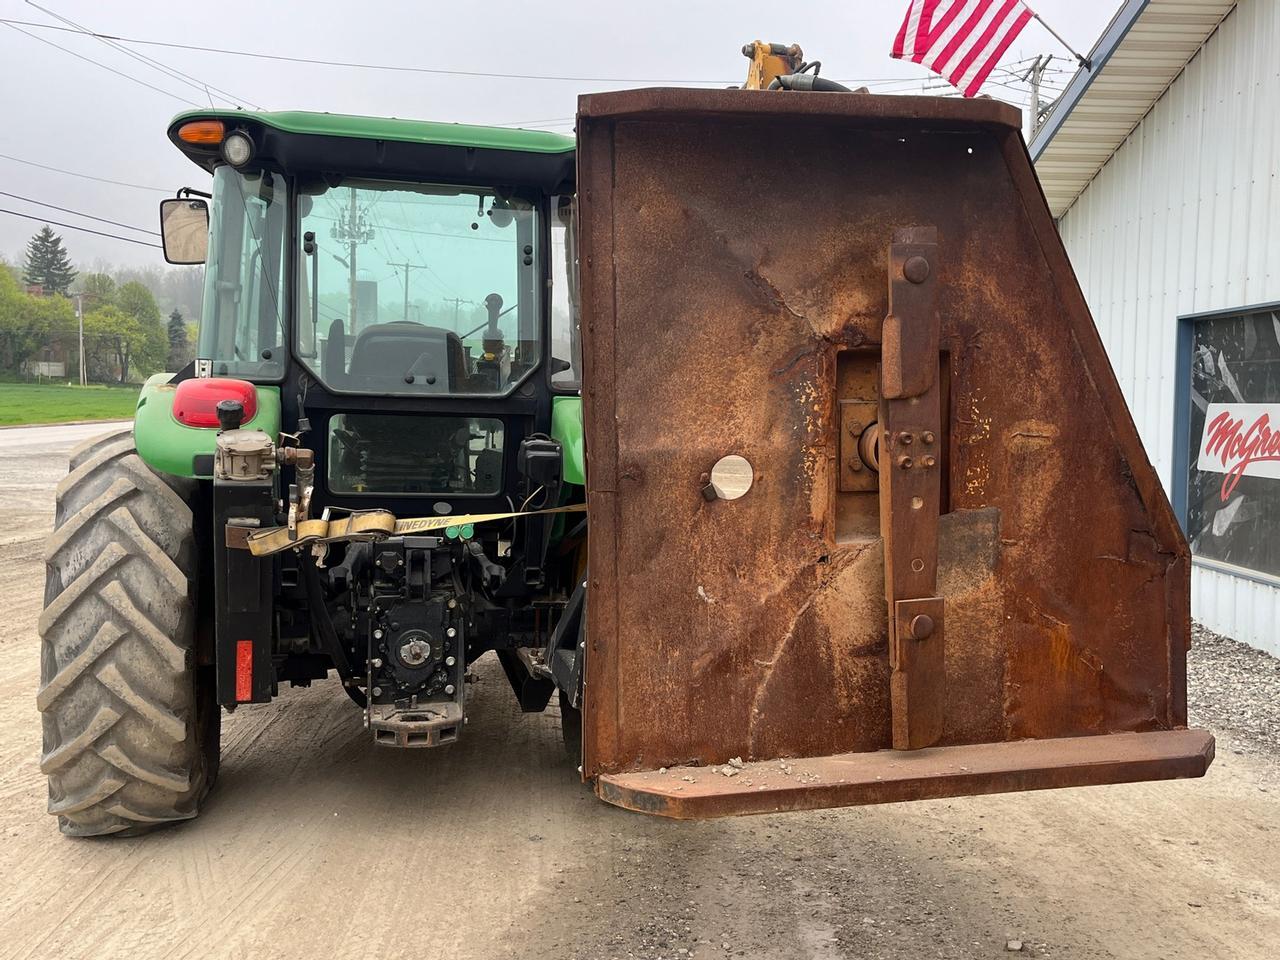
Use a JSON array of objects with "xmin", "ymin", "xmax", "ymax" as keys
[
  {"xmin": 838, "ymin": 398, "xmax": 880, "ymax": 492},
  {"xmin": 879, "ymin": 225, "xmax": 945, "ymax": 750}
]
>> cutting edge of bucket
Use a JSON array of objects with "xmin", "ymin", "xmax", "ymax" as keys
[{"xmin": 595, "ymin": 729, "xmax": 1215, "ymax": 820}]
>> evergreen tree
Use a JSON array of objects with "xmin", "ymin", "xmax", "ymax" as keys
[
  {"xmin": 22, "ymin": 226, "xmax": 77, "ymax": 296},
  {"xmin": 167, "ymin": 307, "xmax": 191, "ymax": 370}
]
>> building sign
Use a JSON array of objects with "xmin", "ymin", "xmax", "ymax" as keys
[
  {"xmin": 1197, "ymin": 403, "xmax": 1280, "ymax": 500},
  {"xmin": 1186, "ymin": 309, "xmax": 1280, "ymax": 579}
]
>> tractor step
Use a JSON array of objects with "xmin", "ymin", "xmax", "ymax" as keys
[
  {"xmin": 595, "ymin": 729, "xmax": 1214, "ymax": 820},
  {"xmin": 369, "ymin": 700, "xmax": 463, "ymax": 748}
]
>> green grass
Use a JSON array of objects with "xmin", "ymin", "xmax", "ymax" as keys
[{"xmin": 0, "ymin": 381, "xmax": 140, "ymax": 427}]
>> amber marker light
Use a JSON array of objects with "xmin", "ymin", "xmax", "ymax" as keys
[{"xmin": 177, "ymin": 120, "xmax": 226, "ymax": 145}]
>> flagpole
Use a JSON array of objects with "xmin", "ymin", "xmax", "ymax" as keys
[{"xmin": 1026, "ymin": 4, "xmax": 1093, "ymax": 69}]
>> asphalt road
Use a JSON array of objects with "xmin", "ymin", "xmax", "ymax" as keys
[{"xmin": 0, "ymin": 422, "xmax": 1277, "ymax": 960}]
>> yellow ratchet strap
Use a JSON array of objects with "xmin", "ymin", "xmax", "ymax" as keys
[{"xmin": 245, "ymin": 503, "xmax": 587, "ymax": 557}]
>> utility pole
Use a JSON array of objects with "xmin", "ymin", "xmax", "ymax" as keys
[
  {"xmin": 444, "ymin": 296, "xmax": 470, "ymax": 330},
  {"xmin": 389, "ymin": 261, "xmax": 431, "ymax": 321},
  {"xmin": 75, "ymin": 293, "xmax": 85, "ymax": 386},
  {"xmin": 329, "ymin": 188, "xmax": 375, "ymax": 333},
  {"xmin": 1020, "ymin": 55, "xmax": 1051, "ymax": 139},
  {"xmin": 347, "ymin": 189, "xmax": 358, "ymax": 330}
]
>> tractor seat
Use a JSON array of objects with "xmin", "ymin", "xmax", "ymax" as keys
[{"xmin": 346, "ymin": 321, "xmax": 467, "ymax": 390}]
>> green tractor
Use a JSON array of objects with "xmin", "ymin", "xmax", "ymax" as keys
[
  {"xmin": 39, "ymin": 111, "xmax": 586, "ymax": 835},
  {"xmin": 40, "ymin": 79, "xmax": 1213, "ymax": 836}
]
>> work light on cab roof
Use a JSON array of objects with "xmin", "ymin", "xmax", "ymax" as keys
[{"xmin": 176, "ymin": 118, "xmax": 253, "ymax": 167}]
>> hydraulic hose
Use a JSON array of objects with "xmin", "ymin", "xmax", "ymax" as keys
[{"xmin": 767, "ymin": 74, "xmax": 853, "ymax": 93}]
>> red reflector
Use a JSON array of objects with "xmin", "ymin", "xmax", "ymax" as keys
[
  {"xmin": 172, "ymin": 377, "xmax": 257, "ymax": 428},
  {"xmin": 235, "ymin": 640, "xmax": 254, "ymax": 702}
]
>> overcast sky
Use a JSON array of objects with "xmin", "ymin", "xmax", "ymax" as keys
[{"xmin": 0, "ymin": 0, "xmax": 1122, "ymax": 271}]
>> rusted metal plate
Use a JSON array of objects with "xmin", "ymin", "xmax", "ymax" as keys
[
  {"xmin": 837, "ymin": 399, "xmax": 878, "ymax": 493},
  {"xmin": 224, "ymin": 519, "xmax": 260, "ymax": 551},
  {"xmin": 878, "ymin": 228, "xmax": 945, "ymax": 748},
  {"xmin": 881, "ymin": 226, "xmax": 939, "ymax": 400},
  {"xmin": 596, "ymin": 729, "xmax": 1215, "ymax": 820},
  {"xmin": 576, "ymin": 88, "xmax": 1202, "ymax": 799},
  {"xmin": 891, "ymin": 596, "xmax": 945, "ymax": 749}
]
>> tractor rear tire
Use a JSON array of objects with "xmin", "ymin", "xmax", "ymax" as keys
[{"xmin": 37, "ymin": 429, "xmax": 219, "ymax": 836}]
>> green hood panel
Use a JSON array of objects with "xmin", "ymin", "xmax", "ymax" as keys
[
  {"xmin": 133, "ymin": 374, "xmax": 281, "ymax": 479},
  {"xmin": 551, "ymin": 396, "xmax": 585, "ymax": 486}
]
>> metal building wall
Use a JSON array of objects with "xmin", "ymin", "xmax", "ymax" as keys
[{"xmin": 1054, "ymin": 0, "xmax": 1280, "ymax": 655}]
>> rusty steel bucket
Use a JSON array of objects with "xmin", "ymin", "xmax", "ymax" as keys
[{"xmin": 574, "ymin": 88, "xmax": 1213, "ymax": 818}]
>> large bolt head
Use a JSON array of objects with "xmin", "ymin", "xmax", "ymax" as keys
[
  {"xmin": 399, "ymin": 638, "xmax": 431, "ymax": 667},
  {"xmin": 903, "ymin": 256, "xmax": 931, "ymax": 284},
  {"xmin": 909, "ymin": 614, "xmax": 935, "ymax": 640}
]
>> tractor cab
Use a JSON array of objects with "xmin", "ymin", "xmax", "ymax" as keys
[{"xmin": 156, "ymin": 111, "xmax": 586, "ymax": 749}]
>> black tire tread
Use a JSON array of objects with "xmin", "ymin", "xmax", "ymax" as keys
[{"xmin": 38, "ymin": 432, "xmax": 214, "ymax": 836}]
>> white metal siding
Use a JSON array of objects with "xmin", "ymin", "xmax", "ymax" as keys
[
  {"xmin": 1055, "ymin": 0, "xmax": 1280, "ymax": 653},
  {"xmin": 1034, "ymin": 0, "xmax": 1237, "ymax": 216},
  {"xmin": 1193, "ymin": 565, "xmax": 1280, "ymax": 656}
]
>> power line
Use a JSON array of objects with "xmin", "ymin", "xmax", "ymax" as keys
[
  {"xmin": 0, "ymin": 21, "xmax": 200, "ymax": 106},
  {"xmin": 0, "ymin": 152, "xmax": 169, "ymax": 193},
  {"xmin": 1, "ymin": 16, "xmax": 1073, "ymax": 95},
  {"xmin": 0, "ymin": 18, "xmax": 919, "ymax": 87},
  {"xmin": 0, "ymin": 190, "xmax": 159, "ymax": 235},
  {"xmin": 25, "ymin": 1, "xmax": 263, "ymax": 110},
  {"xmin": 0, "ymin": 208, "xmax": 162, "ymax": 248},
  {"xmin": 308, "ymin": 212, "xmax": 511, "ymax": 244}
]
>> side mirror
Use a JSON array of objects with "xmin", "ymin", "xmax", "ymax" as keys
[{"xmin": 159, "ymin": 197, "xmax": 209, "ymax": 265}]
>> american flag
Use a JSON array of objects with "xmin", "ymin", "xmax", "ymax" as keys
[{"xmin": 891, "ymin": 0, "xmax": 1035, "ymax": 98}]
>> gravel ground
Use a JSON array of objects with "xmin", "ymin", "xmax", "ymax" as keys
[
  {"xmin": 1189, "ymin": 622, "xmax": 1280, "ymax": 760},
  {"xmin": 3, "ymin": 425, "xmax": 1279, "ymax": 960}
]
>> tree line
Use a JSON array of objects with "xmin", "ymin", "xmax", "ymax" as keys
[{"xmin": 1, "ymin": 225, "xmax": 202, "ymax": 383}]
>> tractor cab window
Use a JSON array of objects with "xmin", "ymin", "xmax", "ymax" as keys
[
  {"xmin": 550, "ymin": 195, "xmax": 580, "ymax": 390},
  {"xmin": 297, "ymin": 179, "xmax": 540, "ymax": 396},
  {"xmin": 198, "ymin": 166, "xmax": 287, "ymax": 379},
  {"xmin": 328, "ymin": 413, "xmax": 504, "ymax": 495}
]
